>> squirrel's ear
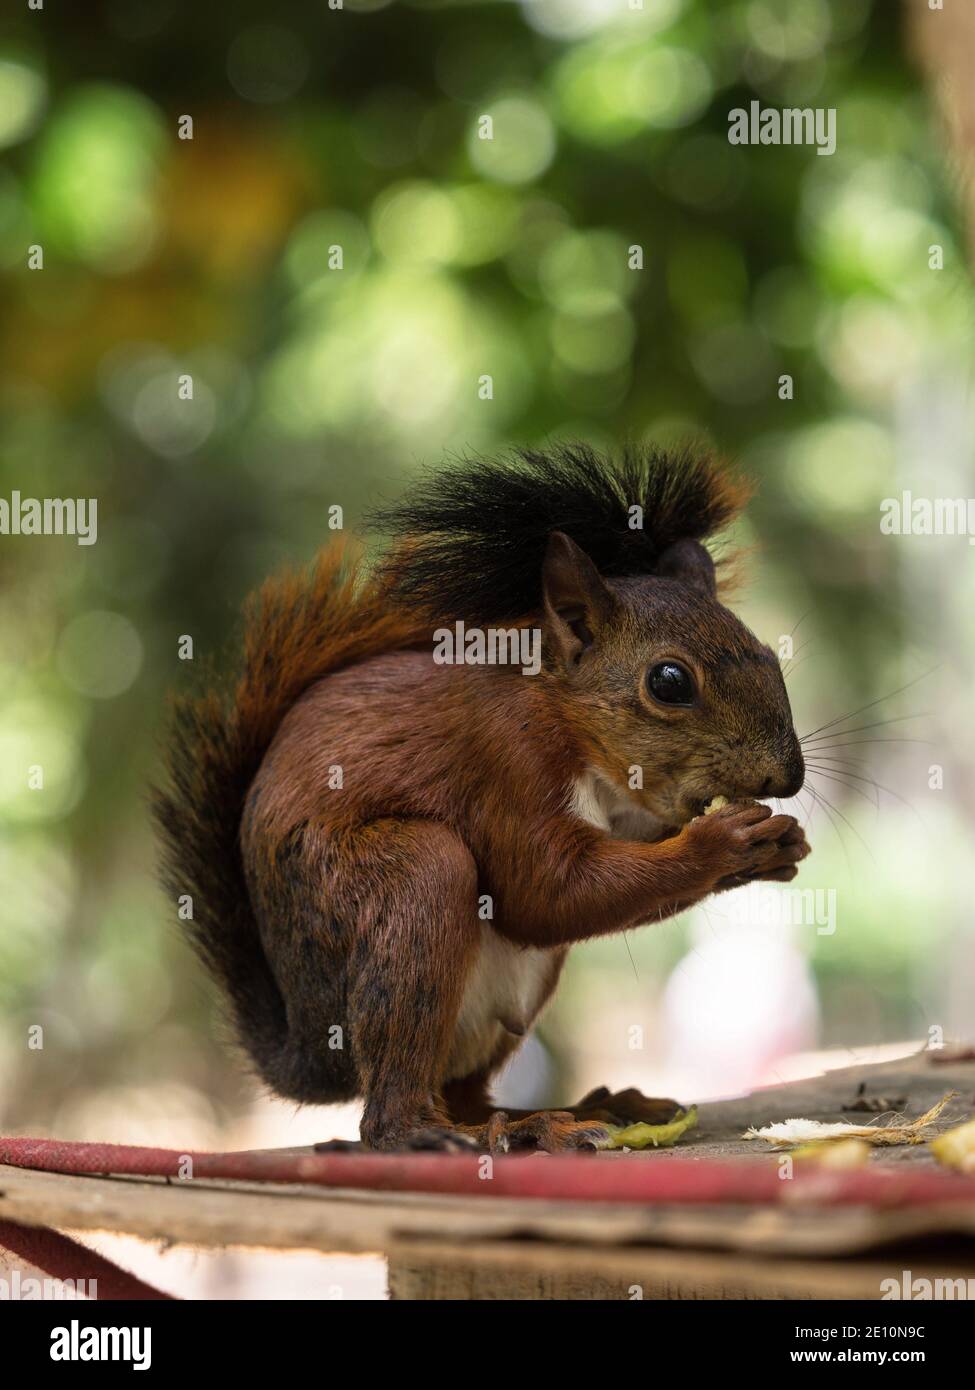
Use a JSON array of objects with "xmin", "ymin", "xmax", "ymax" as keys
[
  {"xmin": 542, "ymin": 531, "xmax": 616, "ymax": 668},
  {"xmin": 656, "ymin": 538, "xmax": 716, "ymax": 596}
]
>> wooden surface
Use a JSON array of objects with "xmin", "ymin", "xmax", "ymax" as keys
[
  {"xmin": 675, "ymin": 1048, "xmax": 975, "ymax": 1166},
  {"xmin": 2, "ymin": 1049, "xmax": 974, "ymax": 1299}
]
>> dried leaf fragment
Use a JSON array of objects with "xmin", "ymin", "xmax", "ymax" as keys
[{"xmin": 599, "ymin": 1105, "xmax": 698, "ymax": 1151}]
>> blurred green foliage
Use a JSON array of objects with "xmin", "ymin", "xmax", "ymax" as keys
[{"xmin": 0, "ymin": 0, "xmax": 971, "ymax": 1129}]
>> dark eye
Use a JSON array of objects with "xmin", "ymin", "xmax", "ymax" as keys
[{"xmin": 647, "ymin": 661, "xmax": 695, "ymax": 707}]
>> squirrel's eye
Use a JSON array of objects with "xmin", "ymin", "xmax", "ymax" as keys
[{"xmin": 647, "ymin": 661, "xmax": 695, "ymax": 707}]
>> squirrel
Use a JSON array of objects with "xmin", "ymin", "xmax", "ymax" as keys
[{"xmin": 153, "ymin": 444, "xmax": 810, "ymax": 1153}]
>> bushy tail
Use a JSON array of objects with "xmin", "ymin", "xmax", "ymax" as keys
[
  {"xmin": 371, "ymin": 442, "xmax": 750, "ymax": 623},
  {"xmin": 152, "ymin": 540, "xmax": 422, "ymax": 1088}
]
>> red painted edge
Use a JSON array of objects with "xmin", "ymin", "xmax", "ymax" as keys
[
  {"xmin": 3, "ymin": 1135, "xmax": 975, "ymax": 1208},
  {"xmin": 0, "ymin": 1218, "xmax": 176, "ymax": 1300}
]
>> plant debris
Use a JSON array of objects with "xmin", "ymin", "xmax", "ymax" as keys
[
  {"xmin": 930, "ymin": 1117, "xmax": 975, "ymax": 1173},
  {"xmin": 841, "ymin": 1081, "xmax": 908, "ymax": 1113},
  {"xmin": 743, "ymin": 1092, "xmax": 957, "ymax": 1149},
  {"xmin": 599, "ymin": 1105, "xmax": 698, "ymax": 1151},
  {"xmin": 703, "ymin": 795, "xmax": 729, "ymax": 815}
]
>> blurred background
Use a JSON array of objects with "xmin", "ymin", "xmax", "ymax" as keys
[{"xmin": 1, "ymin": 0, "xmax": 974, "ymax": 1298}]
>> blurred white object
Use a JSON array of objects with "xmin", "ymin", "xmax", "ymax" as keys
[{"xmin": 662, "ymin": 901, "xmax": 819, "ymax": 1099}]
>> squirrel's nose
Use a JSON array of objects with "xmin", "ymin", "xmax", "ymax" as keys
[{"xmin": 761, "ymin": 750, "xmax": 805, "ymax": 799}]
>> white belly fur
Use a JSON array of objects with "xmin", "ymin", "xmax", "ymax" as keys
[
  {"xmin": 446, "ymin": 927, "xmax": 554, "ymax": 1082},
  {"xmin": 570, "ymin": 767, "xmax": 667, "ymax": 842},
  {"xmin": 445, "ymin": 771, "xmax": 658, "ymax": 1084}
]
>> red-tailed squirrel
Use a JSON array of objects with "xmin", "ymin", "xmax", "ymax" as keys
[{"xmin": 154, "ymin": 445, "xmax": 809, "ymax": 1152}]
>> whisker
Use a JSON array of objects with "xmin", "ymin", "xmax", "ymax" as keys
[
  {"xmin": 805, "ymin": 736, "xmax": 934, "ymax": 752},
  {"xmin": 807, "ymin": 781, "xmax": 874, "ymax": 863},
  {"xmin": 789, "ymin": 608, "xmax": 814, "ymax": 640},
  {"xmin": 804, "ymin": 784, "xmax": 854, "ymax": 872},
  {"xmin": 805, "ymin": 761, "xmax": 920, "ymax": 819},
  {"xmin": 803, "ymin": 753, "xmax": 871, "ymax": 771},
  {"xmin": 793, "ymin": 787, "xmax": 815, "ymax": 831},
  {"xmin": 805, "ymin": 765, "xmax": 878, "ymax": 811},
  {"xmin": 780, "ymin": 613, "xmax": 813, "ymax": 679},
  {"xmin": 781, "ymin": 635, "xmax": 814, "ymax": 678},
  {"xmin": 783, "ymin": 652, "xmax": 815, "ymax": 681},
  {"xmin": 802, "ymin": 713, "xmax": 929, "ymax": 745},
  {"xmin": 798, "ymin": 668, "xmax": 937, "ymax": 742},
  {"xmin": 622, "ymin": 932, "xmax": 639, "ymax": 981}
]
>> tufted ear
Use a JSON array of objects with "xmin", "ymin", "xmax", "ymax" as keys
[
  {"xmin": 542, "ymin": 531, "xmax": 616, "ymax": 668},
  {"xmin": 656, "ymin": 538, "xmax": 716, "ymax": 596}
]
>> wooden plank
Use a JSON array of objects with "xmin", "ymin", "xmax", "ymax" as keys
[
  {"xmin": 3, "ymin": 1166, "xmax": 973, "ymax": 1300},
  {"xmin": 386, "ymin": 1245, "xmax": 975, "ymax": 1301},
  {"xmin": 3, "ymin": 1160, "xmax": 975, "ymax": 1259},
  {"xmin": 2, "ymin": 1052, "xmax": 972, "ymax": 1299}
]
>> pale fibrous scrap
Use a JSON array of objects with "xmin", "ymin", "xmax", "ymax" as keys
[
  {"xmin": 703, "ymin": 795, "xmax": 729, "ymax": 815},
  {"xmin": 743, "ymin": 1092, "xmax": 957, "ymax": 1149}
]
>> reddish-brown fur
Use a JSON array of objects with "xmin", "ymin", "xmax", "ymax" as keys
[
  {"xmin": 236, "ymin": 544, "xmax": 807, "ymax": 1150},
  {"xmin": 156, "ymin": 458, "xmax": 809, "ymax": 1153}
]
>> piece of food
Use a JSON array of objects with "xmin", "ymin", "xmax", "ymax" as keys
[
  {"xmin": 599, "ymin": 1105, "xmax": 698, "ymax": 1151},
  {"xmin": 930, "ymin": 1117, "xmax": 975, "ymax": 1173},
  {"xmin": 743, "ymin": 1092, "xmax": 957, "ymax": 1149},
  {"xmin": 789, "ymin": 1138, "xmax": 871, "ymax": 1169},
  {"xmin": 703, "ymin": 795, "xmax": 728, "ymax": 815}
]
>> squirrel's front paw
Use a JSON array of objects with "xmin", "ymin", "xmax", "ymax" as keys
[{"xmin": 691, "ymin": 799, "xmax": 810, "ymax": 888}]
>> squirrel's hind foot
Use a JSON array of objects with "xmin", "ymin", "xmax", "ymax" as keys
[
  {"xmin": 471, "ymin": 1110, "xmax": 611, "ymax": 1154},
  {"xmin": 400, "ymin": 1126, "xmax": 482, "ymax": 1153}
]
